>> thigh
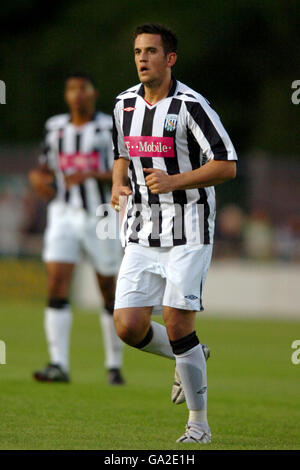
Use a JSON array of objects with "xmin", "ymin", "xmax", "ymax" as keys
[
  {"xmin": 83, "ymin": 217, "xmax": 123, "ymax": 276},
  {"xmin": 46, "ymin": 261, "xmax": 75, "ymax": 298},
  {"xmin": 114, "ymin": 244, "xmax": 165, "ymax": 310},
  {"xmin": 43, "ymin": 211, "xmax": 81, "ymax": 265},
  {"xmin": 163, "ymin": 244, "xmax": 213, "ymax": 312},
  {"xmin": 96, "ymin": 271, "xmax": 116, "ymax": 306}
]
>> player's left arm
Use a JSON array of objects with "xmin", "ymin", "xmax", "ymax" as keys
[
  {"xmin": 65, "ymin": 170, "xmax": 112, "ymax": 188},
  {"xmin": 145, "ymin": 98, "xmax": 237, "ymax": 194},
  {"xmin": 144, "ymin": 159, "xmax": 236, "ymax": 193}
]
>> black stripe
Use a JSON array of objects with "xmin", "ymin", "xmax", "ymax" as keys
[
  {"xmin": 200, "ymin": 280, "xmax": 203, "ymax": 310},
  {"xmin": 138, "ymin": 106, "xmax": 162, "ymax": 247},
  {"xmin": 97, "ymin": 181, "xmax": 106, "ymax": 204},
  {"xmin": 163, "ymin": 98, "xmax": 187, "ymax": 245},
  {"xmin": 186, "ymin": 128, "xmax": 210, "ymax": 244},
  {"xmin": 176, "ymin": 91, "xmax": 197, "ymax": 100},
  {"xmin": 94, "ymin": 126, "xmax": 107, "ymax": 204},
  {"xmin": 48, "ymin": 298, "xmax": 69, "ymax": 309},
  {"xmin": 134, "ymin": 326, "xmax": 154, "ymax": 349},
  {"xmin": 58, "ymin": 128, "xmax": 63, "ymax": 153},
  {"xmin": 58, "ymin": 128, "xmax": 70, "ymax": 202},
  {"xmin": 42, "ymin": 128, "xmax": 50, "ymax": 164},
  {"xmin": 75, "ymin": 132, "xmax": 87, "ymax": 210},
  {"xmin": 122, "ymin": 97, "xmax": 137, "ymax": 135},
  {"xmin": 112, "ymin": 100, "xmax": 121, "ymax": 159},
  {"xmin": 185, "ymin": 100, "xmax": 228, "ymax": 160},
  {"xmin": 121, "ymin": 97, "xmax": 141, "ymax": 244},
  {"xmin": 170, "ymin": 331, "xmax": 199, "ymax": 355}
]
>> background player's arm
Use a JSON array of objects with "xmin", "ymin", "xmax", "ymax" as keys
[
  {"xmin": 29, "ymin": 123, "xmax": 56, "ymax": 199},
  {"xmin": 64, "ymin": 170, "xmax": 112, "ymax": 188},
  {"xmin": 28, "ymin": 164, "xmax": 56, "ymax": 199}
]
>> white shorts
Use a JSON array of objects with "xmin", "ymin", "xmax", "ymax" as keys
[
  {"xmin": 115, "ymin": 242, "xmax": 213, "ymax": 312},
  {"xmin": 43, "ymin": 201, "xmax": 122, "ymax": 276}
]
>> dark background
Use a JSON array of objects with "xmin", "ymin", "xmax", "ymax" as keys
[
  {"xmin": 1, "ymin": 0, "xmax": 299, "ymax": 152},
  {"xmin": 0, "ymin": 0, "xmax": 299, "ymax": 261}
]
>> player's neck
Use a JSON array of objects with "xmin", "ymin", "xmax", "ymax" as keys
[
  {"xmin": 143, "ymin": 74, "xmax": 173, "ymax": 105},
  {"xmin": 70, "ymin": 109, "xmax": 95, "ymax": 126}
]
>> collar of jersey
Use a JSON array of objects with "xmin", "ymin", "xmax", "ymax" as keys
[
  {"xmin": 67, "ymin": 111, "xmax": 98, "ymax": 127},
  {"xmin": 137, "ymin": 75, "xmax": 178, "ymax": 108}
]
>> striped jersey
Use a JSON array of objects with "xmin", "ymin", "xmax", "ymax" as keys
[
  {"xmin": 112, "ymin": 77, "xmax": 237, "ymax": 248},
  {"xmin": 40, "ymin": 112, "xmax": 113, "ymax": 214}
]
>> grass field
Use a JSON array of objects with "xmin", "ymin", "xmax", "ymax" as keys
[{"xmin": 1, "ymin": 292, "xmax": 300, "ymax": 450}]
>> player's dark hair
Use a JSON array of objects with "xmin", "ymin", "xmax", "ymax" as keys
[
  {"xmin": 134, "ymin": 23, "xmax": 178, "ymax": 55},
  {"xmin": 65, "ymin": 72, "xmax": 97, "ymax": 88}
]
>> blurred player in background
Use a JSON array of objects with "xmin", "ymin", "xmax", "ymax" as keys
[
  {"xmin": 29, "ymin": 73, "xmax": 124, "ymax": 385},
  {"xmin": 111, "ymin": 24, "xmax": 237, "ymax": 442}
]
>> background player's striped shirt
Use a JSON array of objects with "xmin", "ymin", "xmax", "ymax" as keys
[
  {"xmin": 113, "ymin": 77, "xmax": 237, "ymax": 247},
  {"xmin": 40, "ymin": 112, "xmax": 113, "ymax": 214}
]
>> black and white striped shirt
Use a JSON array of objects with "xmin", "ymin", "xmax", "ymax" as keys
[
  {"xmin": 41, "ymin": 112, "xmax": 113, "ymax": 214},
  {"xmin": 113, "ymin": 77, "xmax": 237, "ymax": 248}
]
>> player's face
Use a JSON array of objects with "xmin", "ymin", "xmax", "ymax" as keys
[
  {"xmin": 64, "ymin": 78, "xmax": 97, "ymax": 113},
  {"xmin": 134, "ymin": 34, "xmax": 176, "ymax": 86}
]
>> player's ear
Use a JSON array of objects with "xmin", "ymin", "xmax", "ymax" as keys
[{"xmin": 167, "ymin": 52, "xmax": 177, "ymax": 68}]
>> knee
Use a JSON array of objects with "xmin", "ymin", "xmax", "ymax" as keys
[
  {"xmin": 113, "ymin": 309, "xmax": 148, "ymax": 346},
  {"xmin": 48, "ymin": 273, "xmax": 69, "ymax": 298}
]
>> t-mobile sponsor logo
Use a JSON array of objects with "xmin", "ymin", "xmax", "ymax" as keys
[
  {"xmin": 59, "ymin": 151, "xmax": 100, "ymax": 171},
  {"xmin": 125, "ymin": 136, "xmax": 175, "ymax": 158}
]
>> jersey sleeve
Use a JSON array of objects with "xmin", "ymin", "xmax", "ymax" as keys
[
  {"xmin": 185, "ymin": 98, "xmax": 237, "ymax": 162},
  {"xmin": 100, "ymin": 129, "xmax": 114, "ymax": 171},
  {"xmin": 38, "ymin": 125, "xmax": 52, "ymax": 167},
  {"xmin": 112, "ymin": 100, "xmax": 130, "ymax": 160}
]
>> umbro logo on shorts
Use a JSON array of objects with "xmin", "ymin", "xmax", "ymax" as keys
[{"xmin": 184, "ymin": 294, "xmax": 199, "ymax": 300}]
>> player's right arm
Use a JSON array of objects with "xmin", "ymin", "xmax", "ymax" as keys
[
  {"xmin": 28, "ymin": 164, "xmax": 56, "ymax": 199},
  {"xmin": 29, "ymin": 120, "xmax": 56, "ymax": 199},
  {"xmin": 110, "ymin": 100, "xmax": 132, "ymax": 210},
  {"xmin": 111, "ymin": 158, "xmax": 132, "ymax": 209}
]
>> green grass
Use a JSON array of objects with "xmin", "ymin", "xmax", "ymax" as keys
[{"xmin": 0, "ymin": 300, "xmax": 300, "ymax": 450}]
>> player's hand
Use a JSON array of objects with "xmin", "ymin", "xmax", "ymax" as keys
[
  {"xmin": 64, "ymin": 172, "xmax": 88, "ymax": 188},
  {"xmin": 28, "ymin": 169, "xmax": 56, "ymax": 199},
  {"xmin": 144, "ymin": 168, "xmax": 175, "ymax": 194},
  {"xmin": 111, "ymin": 184, "xmax": 132, "ymax": 211}
]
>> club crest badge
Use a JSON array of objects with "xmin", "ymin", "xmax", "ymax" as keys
[{"xmin": 164, "ymin": 114, "xmax": 178, "ymax": 132}]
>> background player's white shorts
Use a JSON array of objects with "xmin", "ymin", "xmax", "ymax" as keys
[
  {"xmin": 43, "ymin": 201, "xmax": 122, "ymax": 276},
  {"xmin": 115, "ymin": 242, "xmax": 213, "ymax": 312}
]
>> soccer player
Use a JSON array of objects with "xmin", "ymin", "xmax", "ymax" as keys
[
  {"xmin": 29, "ymin": 73, "xmax": 125, "ymax": 385},
  {"xmin": 111, "ymin": 24, "xmax": 237, "ymax": 442}
]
